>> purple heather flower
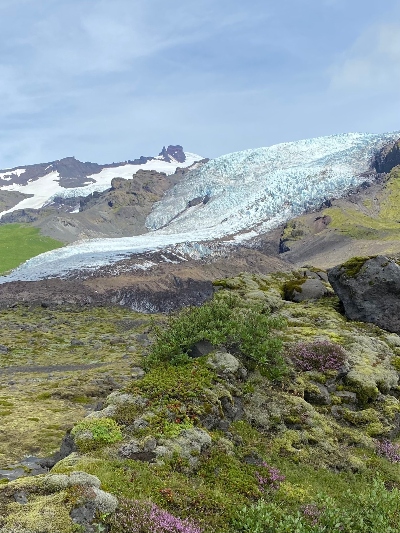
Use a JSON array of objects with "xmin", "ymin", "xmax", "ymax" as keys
[
  {"xmin": 302, "ymin": 503, "xmax": 322, "ymax": 526},
  {"xmin": 289, "ymin": 340, "xmax": 346, "ymax": 372},
  {"xmin": 255, "ymin": 462, "xmax": 285, "ymax": 492},
  {"xmin": 110, "ymin": 499, "xmax": 202, "ymax": 533},
  {"xmin": 376, "ymin": 440, "xmax": 400, "ymax": 463}
]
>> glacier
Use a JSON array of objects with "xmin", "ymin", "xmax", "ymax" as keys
[{"xmin": 1, "ymin": 131, "xmax": 399, "ymax": 283}]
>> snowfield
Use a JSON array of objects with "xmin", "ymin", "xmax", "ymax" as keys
[{"xmin": 1, "ymin": 131, "xmax": 399, "ymax": 283}]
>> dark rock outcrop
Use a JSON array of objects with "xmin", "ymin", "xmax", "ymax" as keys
[
  {"xmin": 328, "ymin": 255, "xmax": 400, "ymax": 334},
  {"xmin": 159, "ymin": 145, "xmax": 186, "ymax": 163},
  {"xmin": 374, "ymin": 138, "xmax": 400, "ymax": 174}
]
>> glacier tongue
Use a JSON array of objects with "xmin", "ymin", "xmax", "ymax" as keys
[
  {"xmin": 146, "ymin": 132, "xmax": 400, "ymax": 235},
  {"xmin": 1, "ymin": 131, "xmax": 399, "ymax": 283}
]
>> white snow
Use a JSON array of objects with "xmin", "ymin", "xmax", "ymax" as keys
[
  {"xmin": 1, "ymin": 131, "xmax": 400, "ymax": 283},
  {"xmin": 0, "ymin": 171, "xmax": 62, "ymax": 215},
  {"xmin": 0, "ymin": 168, "xmax": 26, "ymax": 179},
  {"xmin": 0, "ymin": 152, "xmax": 202, "ymax": 218}
]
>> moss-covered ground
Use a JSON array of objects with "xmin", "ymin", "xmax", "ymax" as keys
[
  {"xmin": 0, "ymin": 223, "xmax": 64, "ymax": 274},
  {"xmin": 0, "ymin": 304, "xmax": 153, "ymax": 466},
  {"xmin": 2, "ymin": 270, "xmax": 400, "ymax": 532}
]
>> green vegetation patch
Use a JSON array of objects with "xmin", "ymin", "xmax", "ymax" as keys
[
  {"xmin": 0, "ymin": 304, "xmax": 152, "ymax": 466},
  {"xmin": 71, "ymin": 417, "xmax": 123, "ymax": 452},
  {"xmin": 0, "ymin": 223, "xmax": 64, "ymax": 274},
  {"xmin": 342, "ymin": 256, "xmax": 374, "ymax": 278},
  {"xmin": 147, "ymin": 291, "xmax": 286, "ymax": 379},
  {"xmin": 322, "ymin": 166, "xmax": 400, "ymax": 243}
]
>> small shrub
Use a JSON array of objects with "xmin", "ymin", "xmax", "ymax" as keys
[
  {"xmin": 148, "ymin": 292, "xmax": 286, "ymax": 379},
  {"xmin": 288, "ymin": 340, "xmax": 346, "ymax": 372},
  {"xmin": 233, "ymin": 478, "xmax": 400, "ymax": 533},
  {"xmin": 71, "ymin": 417, "xmax": 123, "ymax": 452},
  {"xmin": 109, "ymin": 498, "xmax": 202, "ymax": 533}
]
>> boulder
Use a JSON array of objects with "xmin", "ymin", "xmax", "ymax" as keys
[
  {"xmin": 206, "ymin": 351, "xmax": 241, "ymax": 375},
  {"xmin": 328, "ymin": 256, "xmax": 400, "ymax": 334},
  {"xmin": 284, "ymin": 278, "xmax": 329, "ymax": 302}
]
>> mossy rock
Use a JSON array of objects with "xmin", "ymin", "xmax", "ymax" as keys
[
  {"xmin": 0, "ymin": 471, "xmax": 117, "ymax": 533},
  {"xmin": 341, "ymin": 256, "xmax": 376, "ymax": 278},
  {"xmin": 71, "ymin": 417, "xmax": 123, "ymax": 452},
  {"xmin": 282, "ymin": 278, "xmax": 306, "ymax": 300}
]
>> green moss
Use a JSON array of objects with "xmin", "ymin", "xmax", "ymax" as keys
[
  {"xmin": 71, "ymin": 417, "xmax": 123, "ymax": 452},
  {"xmin": 342, "ymin": 256, "xmax": 374, "ymax": 278},
  {"xmin": 282, "ymin": 278, "xmax": 306, "ymax": 300},
  {"xmin": 1, "ymin": 491, "xmax": 77, "ymax": 533},
  {"xmin": 391, "ymin": 356, "xmax": 400, "ymax": 371}
]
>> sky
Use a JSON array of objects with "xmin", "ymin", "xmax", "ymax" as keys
[{"xmin": 0, "ymin": 0, "xmax": 399, "ymax": 168}]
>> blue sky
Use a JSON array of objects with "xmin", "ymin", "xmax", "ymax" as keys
[{"xmin": 0, "ymin": 0, "xmax": 399, "ymax": 167}]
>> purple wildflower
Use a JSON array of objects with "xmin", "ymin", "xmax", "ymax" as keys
[
  {"xmin": 288, "ymin": 340, "xmax": 346, "ymax": 372},
  {"xmin": 109, "ymin": 498, "xmax": 202, "ymax": 533},
  {"xmin": 255, "ymin": 462, "xmax": 285, "ymax": 492},
  {"xmin": 302, "ymin": 503, "xmax": 322, "ymax": 526},
  {"xmin": 150, "ymin": 505, "xmax": 202, "ymax": 533},
  {"xmin": 376, "ymin": 440, "xmax": 400, "ymax": 463}
]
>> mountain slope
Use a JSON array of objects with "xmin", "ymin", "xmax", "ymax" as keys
[
  {"xmin": 0, "ymin": 145, "xmax": 202, "ymax": 220},
  {"xmin": 0, "ymin": 164, "xmax": 207, "ymax": 243},
  {"xmin": 1, "ymin": 131, "xmax": 399, "ymax": 284},
  {"xmin": 280, "ymin": 165, "xmax": 400, "ymax": 268}
]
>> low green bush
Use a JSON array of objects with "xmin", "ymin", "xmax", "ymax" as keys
[
  {"xmin": 147, "ymin": 292, "xmax": 286, "ymax": 379},
  {"xmin": 233, "ymin": 478, "xmax": 400, "ymax": 533}
]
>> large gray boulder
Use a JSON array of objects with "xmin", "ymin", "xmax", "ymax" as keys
[{"xmin": 328, "ymin": 255, "xmax": 400, "ymax": 333}]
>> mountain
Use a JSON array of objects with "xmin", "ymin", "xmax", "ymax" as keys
[
  {"xmin": 0, "ymin": 164, "xmax": 207, "ymax": 243},
  {"xmin": 1, "ymin": 131, "xmax": 400, "ymax": 311},
  {"xmin": 0, "ymin": 145, "xmax": 202, "ymax": 220}
]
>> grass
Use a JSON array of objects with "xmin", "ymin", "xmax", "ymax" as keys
[
  {"xmin": 0, "ymin": 223, "xmax": 64, "ymax": 274},
  {"xmin": 0, "ymin": 304, "xmax": 153, "ymax": 466},
  {"xmin": 322, "ymin": 166, "xmax": 400, "ymax": 241}
]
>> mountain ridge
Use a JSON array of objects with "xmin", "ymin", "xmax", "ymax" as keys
[{"xmin": 0, "ymin": 145, "xmax": 203, "ymax": 219}]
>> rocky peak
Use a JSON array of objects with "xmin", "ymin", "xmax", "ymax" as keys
[{"xmin": 159, "ymin": 145, "xmax": 186, "ymax": 163}]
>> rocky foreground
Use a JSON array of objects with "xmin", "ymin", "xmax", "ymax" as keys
[{"xmin": 1, "ymin": 260, "xmax": 400, "ymax": 531}]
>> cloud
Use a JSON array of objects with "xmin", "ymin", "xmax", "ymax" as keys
[
  {"xmin": 330, "ymin": 22, "xmax": 400, "ymax": 92},
  {"xmin": 0, "ymin": 0, "xmax": 398, "ymax": 168}
]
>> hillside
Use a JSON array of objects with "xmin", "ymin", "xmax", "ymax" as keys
[
  {"xmin": 0, "ymin": 164, "xmax": 207, "ymax": 243},
  {"xmin": 1, "ymin": 131, "xmax": 400, "ymax": 312},
  {"xmin": 0, "ymin": 145, "xmax": 203, "ymax": 239},
  {"xmin": 2, "ymin": 268, "xmax": 400, "ymax": 531},
  {"xmin": 280, "ymin": 163, "xmax": 400, "ymax": 268}
]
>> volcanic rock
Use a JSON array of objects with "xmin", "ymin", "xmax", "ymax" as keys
[
  {"xmin": 374, "ymin": 138, "xmax": 400, "ymax": 174},
  {"xmin": 328, "ymin": 255, "xmax": 400, "ymax": 334}
]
